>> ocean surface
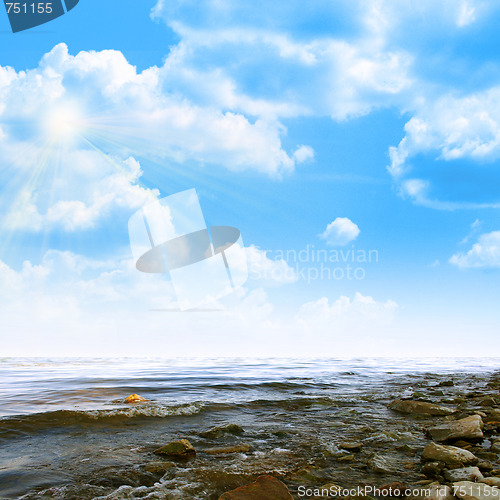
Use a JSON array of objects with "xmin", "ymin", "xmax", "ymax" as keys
[{"xmin": 0, "ymin": 357, "xmax": 499, "ymax": 499}]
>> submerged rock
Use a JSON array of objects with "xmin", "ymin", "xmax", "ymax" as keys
[
  {"xmin": 453, "ymin": 481, "xmax": 500, "ymax": 500},
  {"xmin": 219, "ymin": 475, "xmax": 293, "ymax": 499},
  {"xmin": 199, "ymin": 424, "xmax": 244, "ymax": 439},
  {"xmin": 427, "ymin": 415, "xmax": 484, "ymax": 442},
  {"xmin": 204, "ymin": 444, "xmax": 251, "ymax": 455},
  {"xmin": 154, "ymin": 439, "xmax": 196, "ymax": 458},
  {"xmin": 444, "ymin": 467, "xmax": 484, "ymax": 482},
  {"xmin": 368, "ymin": 454, "xmax": 396, "ymax": 474},
  {"xmin": 422, "ymin": 442, "xmax": 478, "ymax": 467},
  {"xmin": 125, "ymin": 394, "xmax": 148, "ymax": 403},
  {"xmin": 388, "ymin": 400, "xmax": 455, "ymax": 416}
]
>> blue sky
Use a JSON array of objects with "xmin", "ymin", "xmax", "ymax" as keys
[{"xmin": 0, "ymin": 0, "xmax": 499, "ymax": 357}]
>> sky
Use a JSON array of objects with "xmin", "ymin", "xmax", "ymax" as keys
[{"xmin": 0, "ymin": 0, "xmax": 499, "ymax": 357}]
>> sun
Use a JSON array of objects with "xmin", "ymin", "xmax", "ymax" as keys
[{"xmin": 43, "ymin": 101, "xmax": 86, "ymax": 144}]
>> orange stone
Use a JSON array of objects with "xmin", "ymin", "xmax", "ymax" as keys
[
  {"xmin": 125, "ymin": 394, "xmax": 148, "ymax": 403},
  {"xmin": 219, "ymin": 475, "xmax": 293, "ymax": 500}
]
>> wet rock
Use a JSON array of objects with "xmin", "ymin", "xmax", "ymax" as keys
[
  {"xmin": 428, "ymin": 415, "xmax": 484, "ymax": 442},
  {"xmin": 421, "ymin": 461, "xmax": 445, "ymax": 478},
  {"xmin": 340, "ymin": 441, "xmax": 363, "ymax": 452},
  {"xmin": 125, "ymin": 394, "xmax": 148, "ymax": 403},
  {"xmin": 368, "ymin": 454, "xmax": 396, "ymax": 474},
  {"xmin": 154, "ymin": 439, "xmax": 196, "ymax": 458},
  {"xmin": 477, "ymin": 461, "xmax": 494, "ymax": 472},
  {"xmin": 378, "ymin": 482, "xmax": 408, "ymax": 497},
  {"xmin": 219, "ymin": 475, "xmax": 293, "ymax": 499},
  {"xmin": 480, "ymin": 397, "xmax": 497, "ymax": 408},
  {"xmin": 338, "ymin": 454, "xmax": 355, "ymax": 462},
  {"xmin": 422, "ymin": 442, "xmax": 479, "ymax": 467},
  {"xmin": 199, "ymin": 424, "xmax": 244, "ymax": 439},
  {"xmin": 205, "ymin": 443, "xmax": 251, "ymax": 455},
  {"xmin": 407, "ymin": 484, "xmax": 455, "ymax": 500},
  {"xmin": 485, "ymin": 410, "xmax": 500, "ymax": 423},
  {"xmin": 480, "ymin": 478, "xmax": 500, "ymax": 487},
  {"xmin": 144, "ymin": 461, "xmax": 176, "ymax": 474},
  {"xmin": 389, "ymin": 400, "xmax": 455, "ymax": 416},
  {"xmin": 453, "ymin": 481, "xmax": 500, "ymax": 500},
  {"xmin": 439, "ymin": 380, "xmax": 455, "ymax": 387},
  {"xmin": 444, "ymin": 467, "xmax": 484, "ymax": 482}
]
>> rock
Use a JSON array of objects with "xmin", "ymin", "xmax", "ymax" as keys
[
  {"xmin": 125, "ymin": 394, "xmax": 148, "ymax": 403},
  {"xmin": 453, "ymin": 481, "xmax": 500, "ymax": 500},
  {"xmin": 204, "ymin": 444, "xmax": 251, "ymax": 455},
  {"xmin": 480, "ymin": 397, "xmax": 497, "ymax": 408},
  {"xmin": 444, "ymin": 467, "xmax": 484, "ymax": 482},
  {"xmin": 422, "ymin": 442, "xmax": 479, "ymax": 467},
  {"xmin": 485, "ymin": 410, "xmax": 500, "ymax": 423},
  {"xmin": 199, "ymin": 424, "xmax": 244, "ymax": 439},
  {"xmin": 219, "ymin": 475, "xmax": 293, "ymax": 499},
  {"xmin": 439, "ymin": 380, "xmax": 455, "ymax": 387},
  {"xmin": 477, "ymin": 461, "xmax": 494, "ymax": 472},
  {"xmin": 428, "ymin": 415, "xmax": 484, "ymax": 442},
  {"xmin": 338, "ymin": 454, "xmax": 355, "ymax": 462},
  {"xmin": 144, "ymin": 461, "xmax": 176, "ymax": 474},
  {"xmin": 389, "ymin": 400, "xmax": 455, "ymax": 416},
  {"xmin": 378, "ymin": 482, "xmax": 408, "ymax": 497},
  {"xmin": 340, "ymin": 441, "xmax": 363, "ymax": 452},
  {"xmin": 407, "ymin": 484, "xmax": 455, "ymax": 500},
  {"xmin": 154, "ymin": 439, "xmax": 196, "ymax": 458},
  {"xmin": 481, "ymin": 478, "xmax": 500, "ymax": 487},
  {"xmin": 421, "ymin": 462, "xmax": 445, "ymax": 478},
  {"xmin": 490, "ymin": 440, "xmax": 500, "ymax": 453},
  {"xmin": 368, "ymin": 455, "xmax": 396, "ymax": 474}
]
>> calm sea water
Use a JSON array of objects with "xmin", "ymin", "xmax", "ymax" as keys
[{"xmin": 0, "ymin": 357, "xmax": 499, "ymax": 499}]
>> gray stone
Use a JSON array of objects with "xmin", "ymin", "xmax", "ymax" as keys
[
  {"xmin": 444, "ymin": 467, "xmax": 484, "ymax": 482},
  {"xmin": 368, "ymin": 454, "xmax": 395, "ymax": 474},
  {"xmin": 453, "ymin": 481, "xmax": 500, "ymax": 500},
  {"xmin": 422, "ymin": 442, "xmax": 478, "ymax": 467},
  {"xmin": 389, "ymin": 400, "xmax": 455, "ymax": 416},
  {"xmin": 428, "ymin": 415, "xmax": 484, "ymax": 442}
]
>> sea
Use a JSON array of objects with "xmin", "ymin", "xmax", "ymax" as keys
[{"xmin": 0, "ymin": 357, "xmax": 499, "ymax": 499}]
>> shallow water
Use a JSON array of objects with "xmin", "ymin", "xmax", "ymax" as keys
[{"xmin": 0, "ymin": 357, "xmax": 499, "ymax": 499}]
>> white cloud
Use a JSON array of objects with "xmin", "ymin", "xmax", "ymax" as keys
[
  {"xmin": 296, "ymin": 292, "xmax": 398, "ymax": 333},
  {"xmin": 450, "ymin": 231, "xmax": 500, "ymax": 268},
  {"xmin": 319, "ymin": 217, "xmax": 360, "ymax": 246},
  {"xmin": 246, "ymin": 245, "xmax": 297, "ymax": 285}
]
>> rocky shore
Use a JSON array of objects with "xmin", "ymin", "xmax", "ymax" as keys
[{"xmin": 137, "ymin": 372, "xmax": 500, "ymax": 500}]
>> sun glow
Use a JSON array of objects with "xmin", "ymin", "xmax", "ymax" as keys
[{"xmin": 43, "ymin": 102, "xmax": 86, "ymax": 143}]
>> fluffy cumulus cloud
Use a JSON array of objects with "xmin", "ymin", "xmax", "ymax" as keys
[
  {"xmin": 319, "ymin": 217, "xmax": 360, "ymax": 246},
  {"xmin": 450, "ymin": 231, "xmax": 500, "ymax": 268},
  {"xmin": 246, "ymin": 245, "xmax": 297, "ymax": 285}
]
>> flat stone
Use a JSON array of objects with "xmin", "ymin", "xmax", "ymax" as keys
[
  {"xmin": 368, "ymin": 455, "xmax": 395, "ymax": 474},
  {"xmin": 453, "ymin": 481, "xmax": 500, "ymax": 500},
  {"xmin": 422, "ymin": 442, "xmax": 478, "ymax": 467},
  {"xmin": 219, "ymin": 475, "xmax": 293, "ymax": 499},
  {"xmin": 340, "ymin": 441, "xmax": 363, "ymax": 452},
  {"xmin": 154, "ymin": 439, "xmax": 196, "ymax": 458},
  {"xmin": 389, "ymin": 400, "xmax": 455, "ymax": 416},
  {"xmin": 444, "ymin": 467, "xmax": 484, "ymax": 482},
  {"xmin": 428, "ymin": 415, "xmax": 484, "ymax": 442},
  {"xmin": 407, "ymin": 484, "xmax": 455, "ymax": 500},
  {"xmin": 480, "ymin": 478, "xmax": 500, "ymax": 487},
  {"xmin": 204, "ymin": 443, "xmax": 251, "ymax": 455}
]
